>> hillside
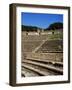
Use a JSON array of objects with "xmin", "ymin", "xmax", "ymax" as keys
[
  {"xmin": 45, "ymin": 22, "xmax": 63, "ymax": 30},
  {"xmin": 22, "ymin": 22, "xmax": 63, "ymax": 32}
]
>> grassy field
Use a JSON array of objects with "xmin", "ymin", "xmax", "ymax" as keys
[{"xmin": 49, "ymin": 33, "xmax": 63, "ymax": 40}]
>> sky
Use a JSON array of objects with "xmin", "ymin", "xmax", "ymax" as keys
[{"xmin": 21, "ymin": 12, "xmax": 63, "ymax": 29}]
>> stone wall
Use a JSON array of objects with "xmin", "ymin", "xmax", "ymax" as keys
[{"xmin": 24, "ymin": 52, "xmax": 63, "ymax": 62}]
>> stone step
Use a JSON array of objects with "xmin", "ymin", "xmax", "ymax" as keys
[
  {"xmin": 22, "ymin": 60, "xmax": 63, "ymax": 75},
  {"xmin": 21, "ymin": 68, "xmax": 40, "ymax": 77},
  {"xmin": 26, "ymin": 58, "xmax": 63, "ymax": 67},
  {"xmin": 22, "ymin": 64, "xmax": 48, "ymax": 76}
]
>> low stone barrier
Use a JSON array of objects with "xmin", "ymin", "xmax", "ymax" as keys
[{"xmin": 24, "ymin": 52, "xmax": 63, "ymax": 62}]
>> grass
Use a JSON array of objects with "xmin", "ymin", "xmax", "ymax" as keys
[{"xmin": 48, "ymin": 33, "xmax": 63, "ymax": 40}]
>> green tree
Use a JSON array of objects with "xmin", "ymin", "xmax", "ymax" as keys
[{"xmin": 48, "ymin": 22, "xmax": 63, "ymax": 30}]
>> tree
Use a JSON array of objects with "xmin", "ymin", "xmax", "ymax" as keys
[{"xmin": 46, "ymin": 22, "xmax": 63, "ymax": 30}]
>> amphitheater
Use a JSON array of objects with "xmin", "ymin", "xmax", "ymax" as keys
[{"xmin": 21, "ymin": 31, "xmax": 63, "ymax": 77}]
